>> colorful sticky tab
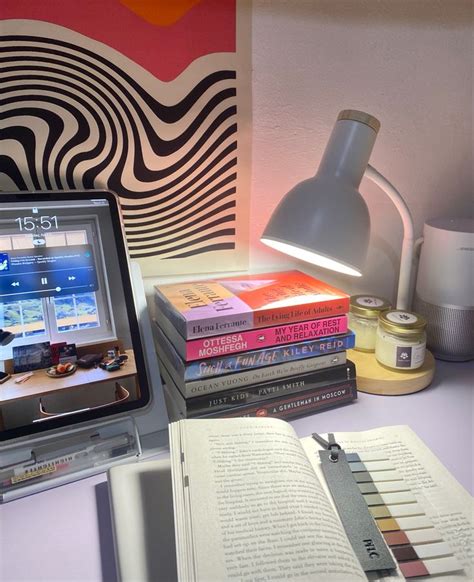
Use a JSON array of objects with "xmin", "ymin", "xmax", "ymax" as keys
[
  {"xmin": 358, "ymin": 482, "xmax": 378, "ymax": 494},
  {"xmin": 350, "ymin": 447, "xmax": 462, "ymax": 580},
  {"xmin": 383, "ymin": 503, "xmax": 425, "ymax": 518},
  {"xmin": 400, "ymin": 556, "xmax": 462, "ymax": 578},
  {"xmin": 377, "ymin": 518, "xmax": 400, "ymax": 532},
  {"xmin": 349, "ymin": 461, "xmax": 367, "ymax": 473},
  {"xmin": 364, "ymin": 491, "xmax": 417, "ymax": 506},
  {"xmin": 346, "ymin": 452, "xmax": 390, "ymax": 462},
  {"xmin": 392, "ymin": 545, "xmax": 419, "ymax": 562},
  {"xmin": 351, "ymin": 460, "xmax": 394, "ymax": 472},
  {"xmin": 413, "ymin": 542, "xmax": 452, "ymax": 560},
  {"xmin": 353, "ymin": 469, "xmax": 403, "ymax": 483},
  {"xmin": 383, "ymin": 528, "xmax": 443, "ymax": 548},
  {"xmin": 364, "ymin": 493, "xmax": 384, "ymax": 506},
  {"xmin": 374, "ymin": 515, "xmax": 433, "ymax": 533},
  {"xmin": 358, "ymin": 480, "xmax": 410, "ymax": 494},
  {"xmin": 395, "ymin": 516, "xmax": 432, "ymax": 531},
  {"xmin": 394, "ymin": 542, "xmax": 452, "ymax": 561},
  {"xmin": 369, "ymin": 505, "xmax": 391, "ymax": 519},
  {"xmin": 423, "ymin": 556, "xmax": 463, "ymax": 575},
  {"xmin": 399, "ymin": 560, "xmax": 429, "ymax": 578},
  {"xmin": 353, "ymin": 471, "xmax": 373, "ymax": 483},
  {"xmin": 406, "ymin": 528, "xmax": 443, "ymax": 545}
]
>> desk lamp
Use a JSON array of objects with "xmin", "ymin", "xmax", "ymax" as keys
[{"xmin": 261, "ymin": 110, "xmax": 434, "ymax": 394}]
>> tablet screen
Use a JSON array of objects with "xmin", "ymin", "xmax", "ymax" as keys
[{"xmin": 0, "ymin": 191, "xmax": 151, "ymax": 441}]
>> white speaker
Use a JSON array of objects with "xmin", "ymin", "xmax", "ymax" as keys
[{"xmin": 413, "ymin": 217, "xmax": 474, "ymax": 361}]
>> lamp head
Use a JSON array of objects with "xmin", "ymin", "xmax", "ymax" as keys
[{"xmin": 261, "ymin": 110, "xmax": 380, "ymax": 277}]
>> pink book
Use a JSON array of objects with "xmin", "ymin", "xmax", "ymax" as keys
[{"xmin": 176, "ymin": 315, "xmax": 348, "ymax": 361}]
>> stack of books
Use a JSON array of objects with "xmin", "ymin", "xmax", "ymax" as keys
[{"xmin": 152, "ymin": 271, "xmax": 357, "ymax": 421}]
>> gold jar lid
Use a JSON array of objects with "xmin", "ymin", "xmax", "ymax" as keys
[
  {"xmin": 350, "ymin": 295, "xmax": 392, "ymax": 318},
  {"xmin": 379, "ymin": 310, "xmax": 427, "ymax": 335}
]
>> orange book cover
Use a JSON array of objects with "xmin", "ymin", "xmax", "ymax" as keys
[
  {"xmin": 154, "ymin": 270, "xmax": 349, "ymax": 339},
  {"xmin": 233, "ymin": 271, "xmax": 349, "ymax": 326}
]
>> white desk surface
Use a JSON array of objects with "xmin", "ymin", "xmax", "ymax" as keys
[{"xmin": 1, "ymin": 359, "xmax": 473, "ymax": 582}]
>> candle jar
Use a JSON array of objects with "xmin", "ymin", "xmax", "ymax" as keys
[
  {"xmin": 375, "ymin": 310, "xmax": 427, "ymax": 370},
  {"xmin": 349, "ymin": 295, "xmax": 392, "ymax": 352}
]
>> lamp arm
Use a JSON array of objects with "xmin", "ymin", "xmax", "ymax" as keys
[{"xmin": 365, "ymin": 164, "xmax": 415, "ymax": 310}]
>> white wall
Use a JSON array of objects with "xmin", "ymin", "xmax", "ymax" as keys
[
  {"xmin": 249, "ymin": 0, "xmax": 473, "ymax": 304},
  {"xmin": 145, "ymin": 0, "xmax": 472, "ymax": 307}
]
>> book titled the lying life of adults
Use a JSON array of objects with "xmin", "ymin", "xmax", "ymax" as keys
[
  {"xmin": 159, "ymin": 314, "xmax": 348, "ymax": 361},
  {"xmin": 161, "ymin": 359, "xmax": 357, "ymax": 421},
  {"xmin": 154, "ymin": 270, "xmax": 349, "ymax": 340}
]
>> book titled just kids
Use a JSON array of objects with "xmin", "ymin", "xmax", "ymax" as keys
[{"xmin": 154, "ymin": 270, "xmax": 350, "ymax": 340}]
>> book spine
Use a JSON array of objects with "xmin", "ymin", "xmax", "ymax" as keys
[
  {"xmin": 252, "ymin": 297, "xmax": 350, "ymax": 328},
  {"xmin": 181, "ymin": 297, "xmax": 350, "ymax": 338},
  {"xmin": 184, "ymin": 352, "xmax": 347, "ymax": 398},
  {"xmin": 185, "ymin": 315, "xmax": 348, "ymax": 361},
  {"xmin": 155, "ymin": 332, "xmax": 346, "ymax": 397},
  {"xmin": 186, "ymin": 362, "xmax": 355, "ymax": 415},
  {"xmin": 152, "ymin": 319, "xmax": 186, "ymax": 378},
  {"xmin": 154, "ymin": 291, "xmax": 187, "ymax": 339},
  {"xmin": 155, "ymin": 286, "xmax": 349, "ymax": 339},
  {"xmin": 184, "ymin": 331, "xmax": 355, "ymax": 381},
  {"xmin": 209, "ymin": 379, "xmax": 357, "ymax": 420}
]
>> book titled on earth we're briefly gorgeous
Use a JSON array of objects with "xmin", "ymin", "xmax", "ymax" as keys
[{"xmin": 154, "ymin": 270, "xmax": 350, "ymax": 341}]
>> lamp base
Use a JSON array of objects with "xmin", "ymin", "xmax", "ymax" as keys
[{"xmin": 348, "ymin": 349, "xmax": 435, "ymax": 395}]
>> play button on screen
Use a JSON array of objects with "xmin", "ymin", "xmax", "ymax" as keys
[{"xmin": 0, "ymin": 244, "xmax": 99, "ymax": 300}]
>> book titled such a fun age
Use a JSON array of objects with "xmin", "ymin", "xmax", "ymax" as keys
[{"xmin": 154, "ymin": 270, "xmax": 350, "ymax": 340}]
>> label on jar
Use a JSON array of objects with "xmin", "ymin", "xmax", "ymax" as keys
[
  {"xmin": 386, "ymin": 311, "xmax": 418, "ymax": 325},
  {"xmin": 396, "ymin": 343, "xmax": 425, "ymax": 368},
  {"xmin": 356, "ymin": 296, "xmax": 385, "ymax": 308}
]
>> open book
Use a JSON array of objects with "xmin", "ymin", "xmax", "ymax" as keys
[{"xmin": 169, "ymin": 419, "xmax": 473, "ymax": 581}]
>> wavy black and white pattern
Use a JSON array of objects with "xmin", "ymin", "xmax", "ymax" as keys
[{"xmin": 0, "ymin": 23, "xmax": 246, "ymax": 270}]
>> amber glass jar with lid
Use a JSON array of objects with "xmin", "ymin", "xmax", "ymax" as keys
[
  {"xmin": 349, "ymin": 295, "xmax": 392, "ymax": 352},
  {"xmin": 375, "ymin": 310, "xmax": 427, "ymax": 370}
]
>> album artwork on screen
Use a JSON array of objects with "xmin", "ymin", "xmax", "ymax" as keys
[{"xmin": 0, "ymin": 192, "xmax": 150, "ymax": 440}]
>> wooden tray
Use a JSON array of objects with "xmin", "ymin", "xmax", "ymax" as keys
[{"xmin": 348, "ymin": 349, "xmax": 435, "ymax": 395}]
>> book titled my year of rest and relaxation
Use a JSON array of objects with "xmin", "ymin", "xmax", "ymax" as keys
[
  {"xmin": 154, "ymin": 270, "xmax": 350, "ymax": 340},
  {"xmin": 170, "ymin": 418, "xmax": 473, "ymax": 582}
]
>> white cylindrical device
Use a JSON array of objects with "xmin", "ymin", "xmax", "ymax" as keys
[{"xmin": 413, "ymin": 217, "xmax": 474, "ymax": 361}]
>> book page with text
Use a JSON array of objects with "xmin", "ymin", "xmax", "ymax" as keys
[
  {"xmin": 301, "ymin": 425, "xmax": 473, "ymax": 581},
  {"xmin": 170, "ymin": 417, "xmax": 366, "ymax": 582}
]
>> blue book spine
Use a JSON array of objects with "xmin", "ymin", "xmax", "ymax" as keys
[{"xmin": 184, "ymin": 331, "xmax": 355, "ymax": 381}]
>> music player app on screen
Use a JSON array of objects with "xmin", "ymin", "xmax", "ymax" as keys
[{"xmin": 0, "ymin": 192, "xmax": 150, "ymax": 440}]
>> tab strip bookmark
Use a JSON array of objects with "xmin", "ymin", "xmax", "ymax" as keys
[{"xmin": 313, "ymin": 433, "xmax": 396, "ymax": 574}]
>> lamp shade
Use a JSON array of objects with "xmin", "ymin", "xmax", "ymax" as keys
[
  {"xmin": 261, "ymin": 110, "xmax": 380, "ymax": 277},
  {"xmin": 261, "ymin": 175, "xmax": 370, "ymax": 276}
]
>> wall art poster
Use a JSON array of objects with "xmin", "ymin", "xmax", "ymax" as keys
[{"xmin": 0, "ymin": 0, "xmax": 251, "ymax": 276}]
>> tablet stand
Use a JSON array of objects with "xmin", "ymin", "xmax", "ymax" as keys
[
  {"xmin": 0, "ymin": 415, "xmax": 141, "ymax": 500},
  {"xmin": 0, "ymin": 261, "xmax": 169, "ymax": 503}
]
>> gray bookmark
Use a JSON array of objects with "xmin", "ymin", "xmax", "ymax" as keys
[{"xmin": 313, "ymin": 433, "xmax": 396, "ymax": 574}]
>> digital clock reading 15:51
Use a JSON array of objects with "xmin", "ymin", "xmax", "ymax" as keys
[{"xmin": 15, "ymin": 216, "xmax": 59, "ymax": 231}]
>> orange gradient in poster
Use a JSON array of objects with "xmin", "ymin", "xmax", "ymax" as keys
[
  {"xmin": 1, "ymin": 0, "xmax": 236, "ymax": 80},
  {"xmin": 119, "ymin": 0, "xmax": 203, "ymax": 26}
]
